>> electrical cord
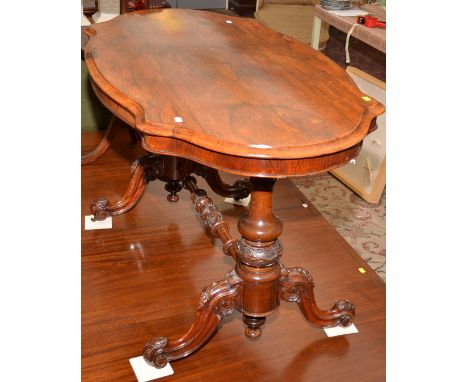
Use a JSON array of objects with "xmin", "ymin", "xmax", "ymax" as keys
[{"xmin": 345, "ymin": 23, "xmax": 359, "ymax": 64}]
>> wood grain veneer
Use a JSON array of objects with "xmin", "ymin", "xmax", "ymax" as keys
[{"xmin": 84, "ymin": 9, "xmax": 384, "ymax": 162}]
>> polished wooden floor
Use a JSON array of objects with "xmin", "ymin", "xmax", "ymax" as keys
[{"xmin": 82, "ymin": 130, "xmax": 386, "ymax": 382}]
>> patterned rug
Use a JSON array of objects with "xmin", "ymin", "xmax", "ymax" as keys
[{"xmin": 292, "ymin": 173, "xmax": 386, "ymax": 282}]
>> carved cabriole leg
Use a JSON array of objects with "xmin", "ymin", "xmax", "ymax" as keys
[
  {"xmin": 90, "ymin": 155, "xmax": 162, "ymax": 221},
  {"xmin": 194, "ymin": 165, "xmax": 250, "ymax": 200},
  {"xmin": 81, "ymin": 115, "xmax": 124, "ymax": 165},
  {"xmin": 279, "ymin": 266, "xmax": 355, "ymax": 328},
  {"xmin": 143, "ymin": 270, "xmax": 243, "ymax": 368},
  {"xmin": 142, "ymin": 178, "xmax": 243, "ymax": 368}
]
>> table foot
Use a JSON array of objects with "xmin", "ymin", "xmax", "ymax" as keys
[
  {"xmin": 279, "ymin": 266, "xmax": 355, "ymax": 328},
  {"xmin": 243, "ymin": 315, "xmax": 265, "ymax": 339},
  {"xmin": 81, "ymin": 116, "xmax": 124, "ymax": 165},
  {"xmin": 195, "ymin": 166, "xmax": 250, "ymax": 200},
  {"xmin": 90, "ymin": 155, "xmax": 162, "ymax": 221},
  {"xmin": 143, "ymin": 270, "xmax": 242, "ymax": 368},
  {"xmin": 165, "ymin": 180, "xmax": 183, "ymax": 202}
]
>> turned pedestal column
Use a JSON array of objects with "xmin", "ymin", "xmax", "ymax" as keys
[{"xmin": 236, "ymin": 177, "xmax": 283, "ymax": 338}]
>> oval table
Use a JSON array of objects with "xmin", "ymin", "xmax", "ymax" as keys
[{"xmin": 84, "ymin": 9, "xmax": 384, "ymax": 369}]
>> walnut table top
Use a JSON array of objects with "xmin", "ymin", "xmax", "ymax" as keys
[{"xmin": 84, "ymin": 9, "xmax": 384, "ymax": 177}]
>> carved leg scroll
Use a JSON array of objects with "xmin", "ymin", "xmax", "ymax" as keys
[
  {"xmin": 81, "ymin": 115, "xmax": 124, "ymax": 165},
  {"xmin": 143, "ymin": 270, "xmax": 243, "ymax": 368},
  {"xmin": 90, "ymin": 155, "xmax": 162, "ymax": 221},
  {"xmin": 279, "ymin": 266, "xmax": 355, "ymax": 328},
  {"xmin": 195, "ymin": 166, "xmax": 250, "ymax": 200}
]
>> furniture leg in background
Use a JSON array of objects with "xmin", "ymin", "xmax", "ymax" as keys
[
  {"xmin": 89, "ymin": 156, "xmax": 250, "ymax": 220},
  {"xmin": 330, "ymin": 66, "xmax": 386, "ymax": 203},
  {"xmin": 311, "ymin": 14, "xmax": 321, "ymax": 50},
  {"xmin": 82, "ymin": 0, "xmax": 91, "ymax": 26},
  {"xmin": 254, "ymin": 0, "xmax": 330, "ymax": 50},
  {"xmin": 93, "ymin": 0, "xmax": 120, "ymax": 23},
  {"xmin": 81, "ymin": 116, "xmax": 130, "ymax": 165},
  {"xmin": 309, "ymin": 4, "xmax": 386, "ymax": 53}
]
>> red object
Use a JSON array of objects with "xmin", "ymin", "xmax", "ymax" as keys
[
  {"xmin": 357, "ymin": 15, "xmax": 386, "ymax": 29},
  {"xmin": 135, "ymin": 0, "xmax": 146, "ymax": 10}
]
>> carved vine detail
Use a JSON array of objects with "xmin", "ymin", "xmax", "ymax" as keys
[
  {"xmin": 284, "ymin": 266, "xmax": 314, "ymax": 283},
  {"xmin": 143, "ymin": 337, "xmax": 169, "ymax": 368},
  {"xmin": 184, "ymin": 177, "xmax": 240, "ymax": 259},
  {"xmin": 198, "ymin": 270, "xmax": 242, "ymax": 318},
  {"xmin": 192, "ymin": 193, "xmax": 224, "ymax": 230},
  {"xmin": 281, "ymin": 284, "xmax": 306, "ymax": 303},
  {"xmin": 280, "ymin": 266, "xmax": 314, "ymax": 302},
  {"xmin": 90, "ymin": 197, "xmax": 110, "ymax": 221},
  {"xmin": 333, "ymin": 300, "xmax": 355, "ymax": 327},
  {"xmin": 130, "ymin": 155, "xmax": 162, "ymax": 182},
  {"xmin": 237, "ymin": 238, "xmax": 283, "ymax": 267}
]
